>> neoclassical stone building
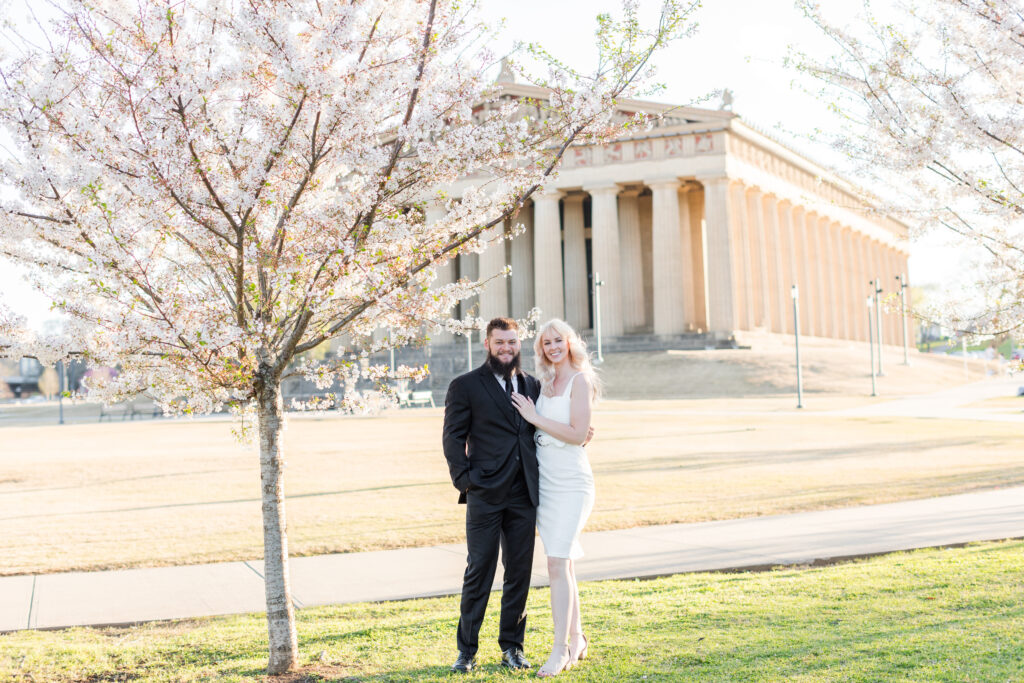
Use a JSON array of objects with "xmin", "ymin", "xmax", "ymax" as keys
[{"xmin": 432, "ymin": 78, "xmax": 910, "ymax": 347}]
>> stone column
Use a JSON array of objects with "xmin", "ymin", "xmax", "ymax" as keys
[
  {"xmin": 821, "ymin": 217, "xmax": 839, "ymax": 339},
  {"xmin": 648, "ymin": 178, "xmax": 687, "ymax": 336},
  {"xmin": 617, "ymin": 188, "xmax": 646, "ymax": 332},
  {"xmin": 858, "ymin": 236, "xmax": 875, "ymax": 344},
  {"xmin": 815, "ymin": 214, "xmax": 837, "ymax": 338},
  {"xmin": 509, "ymin": 202, "xmax": 535, "ymax": 319},
  {"xmin": 639, "ymin": 193, "xmax": 654, "ymax": 328},
  {"xmin": 688, "ymin": 186, "xmax": 709, "ymax": 332},
  {"xmin": 427, "ymin": 203, "xmax": 455, "ymax": 345},
  {"xmin": 747, "ymin": 187, "xmax": 771, "ymax": 329},
  {"xmin": 792, "ymin": 207, "xmax": 814, "ymax": 337},
  {"xmin": 766, "ymin": 195, "xmax": 786, "ymax": 333},
  {"xmin": 562, "ymin": 193, "xmax": 588, "ymax": 330},
  {"xmin": 730, "ymin": 181, "xmax": 754, "ymax": 331},
  {"xmin": 804, "ymin": 213, "xmax": 825, "ymax": 337},
  {"xmin": 844, "ymin": 228, "xmax": 863, "ymax": 342},
  {"xmin": 532, "ymin": 189, "xmax": 564, "ymax": 321},
  {"xmin": 478, "ymin": 218, "xmax": 510, "ymax": 331},
  {"xmin": 677, "ymin": 185, "xmax": 697, "ymax": 329},
  {"xmin": 457, "ymin": 250, "xmax": 479, "ymax": 331},
  {"xmin": 846, "ymin": 229, "xmax": 862, "ymax": 342},
  {"xmin": 700, "ymin": 177, "xmax": 738, "ymax": 335},
  {"xmin": 586, "ymin": 184, "xmax": 624, "ymax": 337},
  {"xmin": 778, "ymin": 201, "xmax": 797, "ymax": 334},
  {"xmin": 831, "ymin": 222, "xmax": 852, "ymax": 340}
]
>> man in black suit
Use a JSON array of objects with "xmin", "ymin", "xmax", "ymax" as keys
[{"xmin": 443, "ymin": 317, "xmax": 541, "ymax": 673}]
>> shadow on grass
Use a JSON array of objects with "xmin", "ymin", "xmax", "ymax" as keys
[
  {"xmin": 0, "ymin": 467, "xmax": 245, "ymax": 496},
  {"xmin": 0, "ymin": 481, "xmax": 448, "ymax": 522},
  {"xmin": 594, "ymin": 437, "xmax": 990, "ymax": 475}
]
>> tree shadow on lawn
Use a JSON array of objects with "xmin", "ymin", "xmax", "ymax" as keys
[
  {"xmin": 2, "ymin": 467, "xmax": 245, "ymax": 495},
  {"xmin": 259, "ymin": 605, "xmax": 1024, "ymax": 681},
  {"xmin": 546, "ymin": 611, "xmax": 1024, "ymax": 682},
  {"xmin": 55, "ymin": 606, "xmax": 1024, "ymax": 683},
  {"xmin": 594, "ymin": 437, "xmax": 990, "ymax": 476},
  {"xmin": 0, "ymin": 481, "xmax": 445, "ymax": 522},
  {"xmin": 264, "ymin": 662, "xmax": 530, "ymax": 682}
]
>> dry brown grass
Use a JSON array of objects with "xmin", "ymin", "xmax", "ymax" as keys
[
  {"xmin": 2, "ymin": 391, "xmax": 1022, "ymax": 576},
  {"xmin": 598, "ymin": 335, "xmax": 1001, "ymax": 399}
]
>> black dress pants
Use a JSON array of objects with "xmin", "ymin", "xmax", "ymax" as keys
[{"xmin": 457, "ymin": 470, "xmax": 536, "ymax": 656}]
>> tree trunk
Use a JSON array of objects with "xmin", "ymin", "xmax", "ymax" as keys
[{"xmin": 257, "ymin": 378, "xmax": 299, "ymax": 674}]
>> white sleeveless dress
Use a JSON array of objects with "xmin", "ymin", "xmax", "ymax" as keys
[{"xmin": 534, "ymin": 373, "xmax": 595, "ymax": 560}]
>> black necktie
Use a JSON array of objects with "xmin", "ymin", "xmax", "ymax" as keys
[{"xmin": 505, "ymin": 374, "xmax": 521, "ymax": 427}]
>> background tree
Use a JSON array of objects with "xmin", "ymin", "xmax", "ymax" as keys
[
  {"xmin": 0, "ymin": 0, "xmax": 694, "ymax": 673},
  {"xmin": 794, "ymin": 0, "xmax": 1024, "ymax": 337}
]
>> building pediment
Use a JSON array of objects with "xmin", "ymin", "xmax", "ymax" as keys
[{"xmin": 493, "ymin": 80, "xmax": 736, "ymax": 129}]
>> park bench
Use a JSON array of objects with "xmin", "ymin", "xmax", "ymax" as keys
[
  {"xmin": 98, "ymin": 402, "xmax": 161, "ymax": 422},
  {"xmin": 405, "ymin": 390, "xmax": 435, "ymax": 408}
]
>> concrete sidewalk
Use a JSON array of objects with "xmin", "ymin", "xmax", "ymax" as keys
[
  {"xmin": 2, "ymin": 486, "xmax": 1022, "ymax": 632},
  {"xmin": 832, "ymin": 377, "xmax": 1024, "ymax": 422}
]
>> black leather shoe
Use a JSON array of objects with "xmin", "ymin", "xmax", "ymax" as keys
[
  {"xmin": 501, "ymin": 647, "xmax": 531, "ymax": 670},
  {"xmin": 451, "ymin": 652, "xmax": 476, "ymax": 673}
]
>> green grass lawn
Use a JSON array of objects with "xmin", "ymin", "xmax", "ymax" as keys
[{"xmin": 3, "ymin": 540, "xmax": 1022, "ymax": 682}]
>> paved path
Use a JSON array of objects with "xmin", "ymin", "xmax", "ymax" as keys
[
  {"xmin": 831, "ymin": 377, "xmax": 1024, "ymax": 422},
  {"xmin": 2, "ymin": 486, "xmax": 1022, "ymax": 632}
]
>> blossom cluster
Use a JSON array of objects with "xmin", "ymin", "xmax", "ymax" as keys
[
  {"xmin": 796, "ymin": 0, "xmax": 1024, "ymax": 335},
  {"xmin": 0, "ymin": 0, "xmax": 691, "ymax": 415}
]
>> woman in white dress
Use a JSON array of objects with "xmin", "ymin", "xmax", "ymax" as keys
[{"xmin": 510, "ymin": 318, "xmax": 599, "ymax": 677}]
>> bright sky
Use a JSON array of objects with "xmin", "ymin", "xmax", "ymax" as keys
[{"xmin": 0, "ymin": 0, "xmax": 963, "ymax": 327}]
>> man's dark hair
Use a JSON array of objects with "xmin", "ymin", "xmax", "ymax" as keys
[{"xmin": 486, "ymin": 317, "xmax": 519, "ymax": 338}]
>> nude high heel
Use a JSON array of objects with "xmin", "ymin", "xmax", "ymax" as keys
[
  {"xmin": 569, "ymin": 633, "xmax": 589, "ymax": 666},
  {"xmin": 537, "ymin": 646, "xmax": 571, "ymax": 678}
]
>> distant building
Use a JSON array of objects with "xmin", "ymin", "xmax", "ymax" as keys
[
  {"xmin": 431, "ymin": 77, "xmax": 910, "ymax": 346},
  {"xmin": 1, "ymin": 357, "xmax": 42, "ymax": 398}
]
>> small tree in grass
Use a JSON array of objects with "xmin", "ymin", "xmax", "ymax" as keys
[
  {"xmin": 0, "ymin": 0, "xmax": 694, "ymax": 672},
  {"xmin": 794, "ymin": 0, "xmax": 1024, "ymax": 337}
]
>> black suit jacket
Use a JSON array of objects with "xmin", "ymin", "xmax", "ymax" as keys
[{"xmin": 442, "ymin": 364, "xmax": 541, "ymax": 506}]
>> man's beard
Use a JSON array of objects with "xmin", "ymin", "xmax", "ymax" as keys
[{"xmin": 487, "ymin": 349, "xmax": 521, "ymax": 378}]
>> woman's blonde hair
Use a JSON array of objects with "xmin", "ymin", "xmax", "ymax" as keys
[{"xmin": 533, "ymin": 318, "xmax": 602, "ymax": 400}]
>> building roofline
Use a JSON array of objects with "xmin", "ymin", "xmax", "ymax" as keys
[{"xmin": 494, "ymin": 79, "xmax": 909, "ymax": 235}]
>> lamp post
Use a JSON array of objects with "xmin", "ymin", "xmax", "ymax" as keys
[
  {"xmin": 961, "ymin": 336, "xmax": 968, "ymax": 381},
  {"xmin": 466, "ymin": 330, "xmax": 473, "ymax": 372},
  {"xmin": 592, "ymin": 271, "xmax": 604, "ymax": 365},
  {"xmin": 867, "ymin": 296, "xmax": 877, "ymax": 397},
  {"xmin": 389, "ymin": 328, "xmax": 395, "ymax": 374},
  {"xmin": 792, "ymin": 285, "xmax": 803, "ymax": 409},
  {"xmin": 895, "ymin": 274, "xmax": 910, "ymax": 365},
  {"xmin": 871, "ymin": 278, "xmax": 884, "ymax": 376},
  {"xmin": 57, "ymin": 359, "xmax": 66, "ymax": 425}
]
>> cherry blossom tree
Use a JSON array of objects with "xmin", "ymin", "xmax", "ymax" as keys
[
  {"xmin": 794, "ymin": 0, "xmax": 1024, "ymax": 337},
  {"xmin": 0, "ymin": 0, "xmax": 694, "ymax": 672}
]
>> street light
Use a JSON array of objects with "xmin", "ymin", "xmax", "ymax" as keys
[
  {"xmin": 592, "ymin": 271, "xmax": 604, "ymax": 365},
  {"xmin": 792, "ymin": 285, "xmax": 803, "ymax": 409},
  {"xmin": 389, "ymin": 328, "xmax": 395, "ymax": 375},
  {"xmin": 895, "ymin": 274, "xmax": 910, "ymax": 365},
  {"xmin": 867, "ymin": 296, "xmax": 877, "ymax": 397},
  {"xmin": 57, "ymin": 359, "xmax": 66, "ymax": 425},
  {"xmin": 871, "ymin": 278, "xmax": 884, "ymax": 376}
]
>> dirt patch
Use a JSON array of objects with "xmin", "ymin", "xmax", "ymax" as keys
[{"xmin": 267, "ymin": 663, "xmax": 363, "ymax": 682}]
